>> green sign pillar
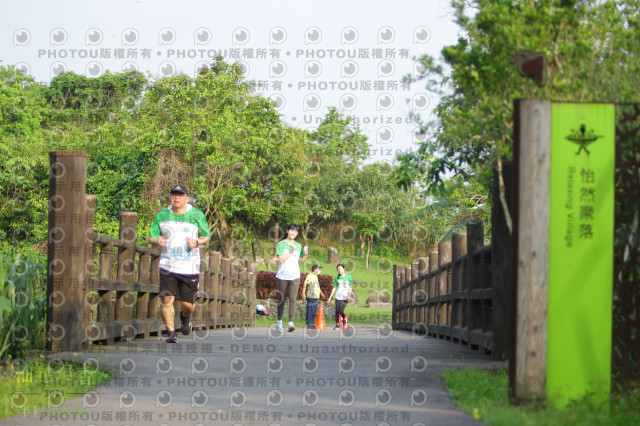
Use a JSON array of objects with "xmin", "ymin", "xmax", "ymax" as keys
[
  {"xmin": 548, "ymin": 103, "xmax": 614, "ymax": 405},
  {"xmin": 511, "ymin": 100, "xmax": 614, "ymax": 406}
]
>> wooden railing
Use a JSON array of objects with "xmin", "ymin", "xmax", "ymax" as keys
[
  {"xmin": 392, "ymin": 163, "xmax": 514, "ymax": 361},
  {"xmin": 393, "ymin": 221, "xmax": 495, "ymax": 353},
  {"xmin": 46, "ymin": 151, "xmax": 255, "ymax": 352}
]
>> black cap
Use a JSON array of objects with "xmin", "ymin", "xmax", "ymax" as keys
[
  {"xmin": 311, "ymin": 264, "xmax": 322, "ymax": 271},
  {"xmin": 170, "ymin": 184, "xmax": 189, "ymax": 195}
]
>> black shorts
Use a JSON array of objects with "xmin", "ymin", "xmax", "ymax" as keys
[{"xmin": 159, "ymin": 269, "xmax": 199, "ymax": 304}]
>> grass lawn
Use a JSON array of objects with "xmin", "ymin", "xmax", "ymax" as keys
[
  {"xmin": 442, "ymin": 367, "xmax": 640, "ymax": 425},
  {"xmin": 0, "ymin": 355, "xmax": 112, "ymax": 420}
]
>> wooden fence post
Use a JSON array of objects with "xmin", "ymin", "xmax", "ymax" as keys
[
  {"xmin": 467, "ymin": 220, "xmax": 484, "ymax": 349},
  {"xmin": 451, "ymin": 232, "xmax": 467, "ymax": 343},
  {"xmin": 492, "ymin": 161, "xmax": 513, "ymax": 361},
  {"xmin": 210, "ymin": 251, "xmax": 221, "ymax": 327},
  {"xmin": 221, "ymin": 257, "xmax": 231, "ymax": 327},
  {"xmin": 97, "ymin": 241, "xmax": 114, "ymax": 343},
  {"xmin": 427, "ymin": 251, "xmax": 438, "ymax": 335},
  {"xmin": 248, "ymin": 261, "xmax": 257, "ymax": 326},
  {"xmin": 238, "ymin": 266, "xmax": 248, "ymax": 326},
  {"xmin": 116, "ymin": 212, "xmax": 137, "ymax": 340},
  {"xmin": 410, "ymin": 260, "xmax": 419, "ymax": 327},
  {"xmin": 137, "ymin": 250, "xmax": 150, "ymax": 339},
  {"xmin": 82, "ymin": 195, "xmax": 96, "ymax": 337},
  {"xmin": 148, "ymin": 250, "xmax": 161, "ymax": 330},
  {"xmin": 200, "ymin": 249, "xmax": 212, "ymax": 328},
  {"xmin": 403, "ymin": 265, "xmax": 411, "ymax": 328},
  {"xmin": 437, "ymin": 242, "xmax": 451, "ymax": 338},
  {"xmin": 47, "ymin": 151, "xmax": 87, "ymax": 352},
  {"xmin": 392, "ymin": 265, "xmax": 399, "ymax": 329},
  {"xmin": 231, "ymin": 263, "xmax": 240, "ymax": 326},
  {"xmin": 396, "ymin": 265, "xmax": 404, "ymax": 327},
  {"xmin": 192, "ymin": 247, "xmax": 204, "ymax": 326},
  {"xmin": 417, "ymin": 257, "xmax": 429, "ymax": 326}
]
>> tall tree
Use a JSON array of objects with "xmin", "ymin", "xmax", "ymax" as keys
[
  {"xmin": 305, "ymin": 107, "xmax": 370, "ymax": 232},
  {"xmin": 396, "ymin": 0, "xmax": 640, "ymax": 214},
  {"xmin": 135, "ymin": 59, "xmax": 311, "ymax": 257}
]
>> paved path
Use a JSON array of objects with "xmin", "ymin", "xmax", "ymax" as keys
[{"xmin": 3, "ymin": 326, "xmax": 504, "ymax": 426}]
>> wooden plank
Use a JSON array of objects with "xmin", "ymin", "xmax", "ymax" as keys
[
  {"xmin": 470, "ymin": 288, "xmax": 492, "ymax": 300},
  {"xmin": 511, "ymin": 99, "xmax": 551, "ymax": 402},
  {"xmin": 87, "ymin": 278, "xmax": 133, "ymax": 292},
  {"xmin": 133, "ymin": 282, "xmax": 159, "ymax": 293},
  {"xmin": 451, "ymin": 291, "xmax": 467, "ymax": 300}
]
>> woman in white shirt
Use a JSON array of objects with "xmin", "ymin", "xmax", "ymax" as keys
[{"xmin": 275, "ymin": 223, "xmax": 308, "ymax": 332}]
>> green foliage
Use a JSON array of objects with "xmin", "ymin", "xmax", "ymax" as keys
[
  {"xmin": 0, "ymin": 242, "xmax": 46, "ymax": 359},
  {"xmin": 311, "ymin": 106, "xmax": 369, "ymax": 164},
  {"xmin": 612, "ymin": 105, "xmax": 640, "ymax": 388},
  {"xmin": 398, "ymin": 0, "xmax": 640, "ymax": 192},
  {"xmin": 131, "ymin": 59, "xmax": 314, "ymax": 255},
  {"xmin": 306, "ymin": 107, "xmax": 371, "ymax": 225},
  {"xmin": 0, "ymin": 56, "xmax": 479, "ymax": 266},
  {"xmin": 45, "ymin": 70, "xmax": 147, "ymax": 126}
]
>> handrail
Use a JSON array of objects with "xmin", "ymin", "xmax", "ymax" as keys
[{"xmin": 392, "ymin": 222, "xmax": 494, "ymax": 355}]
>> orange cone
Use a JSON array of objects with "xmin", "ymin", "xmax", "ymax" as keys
[{"xmin": 315, "ymin": 302, "xmax": 326, "ymax": 330}]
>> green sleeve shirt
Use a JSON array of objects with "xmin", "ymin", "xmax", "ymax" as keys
[{"xmin": 149, "ymin": 204, "xmax": 211, "ymax": 275}]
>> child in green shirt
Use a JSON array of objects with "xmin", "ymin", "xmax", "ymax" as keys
[{"xmin": 328, "ymin": 263, "xmax": 353, "ymax": 329}]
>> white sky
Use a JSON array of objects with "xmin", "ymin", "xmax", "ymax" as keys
[{"xmin": 1, "ymin": 0, "xmax": 461, "ymax": 162}]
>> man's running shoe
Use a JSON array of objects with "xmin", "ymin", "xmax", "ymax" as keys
[
  {"xmin": 166, "ymin": 330, "xmax": 178, "ymax": 343},
  {"xmin": 180, "ymin": 311, "xmax": 192, "ymax": 336}
]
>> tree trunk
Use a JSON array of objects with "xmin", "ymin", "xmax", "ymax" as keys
[
  {"xmin": 251, "ymin": 239, "xmax": 257, "ymax": 261},
  {"xmin": 366, "ymin": 237, "xmax": 372, "ymax": 270},
  {"xmin": 251, "ymin": 224, "xmax": 266, "ymax": 262},
  {"xmin": 301, "ymin": 222, "xmax": 309, "ymax": 246},
  {"xmin": 358, "ymin": 234, "xmax": 365, "ymax": 258},
  {"xmin": 273, "ymin": 218, "xmax": 280, "ymax": 256},
  {"xmin": 216, "ymin": 213, "xmax": 233, "ymax": 258}
]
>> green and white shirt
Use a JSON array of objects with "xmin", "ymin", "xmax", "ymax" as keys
[
  {"xmin": 333, "ymin": 273, "xmax": 353, "ymax": 301},
  {"xmin": 149, "ymin": 204, "xmax": 211, "ymax": 275},
  {"xmin": 275, "ymin": 239, "xmax": 304, "ymax": 280}
]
